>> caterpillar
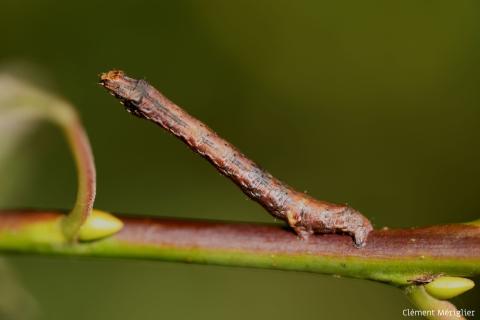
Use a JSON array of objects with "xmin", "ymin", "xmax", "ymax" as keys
[{"xmin": 99, "ymin": 70, "xmax": 373, "ymax": 247}]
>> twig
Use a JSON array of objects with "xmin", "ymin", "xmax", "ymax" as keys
[
  {"xmin": 0, "ymin": 210, "xmax": 479, "ymax": 285},
  {"xmin": 99, "ymin": 70, "xmax": 373, "ymax": 247}
]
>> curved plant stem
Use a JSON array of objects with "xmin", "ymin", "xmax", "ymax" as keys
[
  {"xmin": 0, "ymin": 210, "xmax": 479, "ymax": 286},
  {"xmin": 405, "ymin": 285, "xmax": 468, "ymax": 320},
  {"xmin": 0, "ymin": 75, "xmax": 96, "ymax": 241},
  {"xmin": 59, "ymin": 115, "xmax": 96, "ymax": 240}
]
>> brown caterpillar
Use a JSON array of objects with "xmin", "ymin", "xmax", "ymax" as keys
[{"xmin": 99, "ymin": 70, "xmax": 373, "ymax": 247}]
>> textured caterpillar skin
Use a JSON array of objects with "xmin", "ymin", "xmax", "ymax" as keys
[{"xmin": 100, "ymin": 70, "xmax": 373, "ymax": 247}]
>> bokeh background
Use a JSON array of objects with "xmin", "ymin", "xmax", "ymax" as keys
[{"xmin": 1, "ymin": 0, "xmax": 479, "ymax": 319}]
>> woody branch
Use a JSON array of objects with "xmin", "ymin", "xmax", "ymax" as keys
[{"xmin": 0, "ymin": 209, "xmax": 479, "ymax": 286}]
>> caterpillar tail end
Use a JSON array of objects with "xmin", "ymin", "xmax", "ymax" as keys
[{"xmin": 286, "ymin": 207, "xmax": 373, "ymax": 248}]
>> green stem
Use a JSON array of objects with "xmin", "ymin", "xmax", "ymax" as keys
[
  {"xmin": 0, "ymin": 210, "xmax": 479, "ymax": 286},
  {"xmin": 58, "ymin": 115, "xmax": 96, "ymax": 241}
]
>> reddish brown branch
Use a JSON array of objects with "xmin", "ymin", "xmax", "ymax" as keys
[
  {"xmin": 99, "ymin": 70, "xmax": 372, "ymax": 247},
  {"xmin": 0, "ymin": 210, "xmax": 479, "ymax": 284},
  {"xmin": 2, "ymin": 210, "xmax": 479, "ymax": 258},
  {"xmin": 115, "ymin": 217, "xmax": 480, "ymax": 260}
]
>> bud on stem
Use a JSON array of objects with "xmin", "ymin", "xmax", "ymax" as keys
[{"xmin": 425, "ymin": 276, "xmax": 474, "ymax": 300}]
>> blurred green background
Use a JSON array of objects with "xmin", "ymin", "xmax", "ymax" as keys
[{"xmin": 0, "ymin": 0, "xmax": 479, "ymax": 319}]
